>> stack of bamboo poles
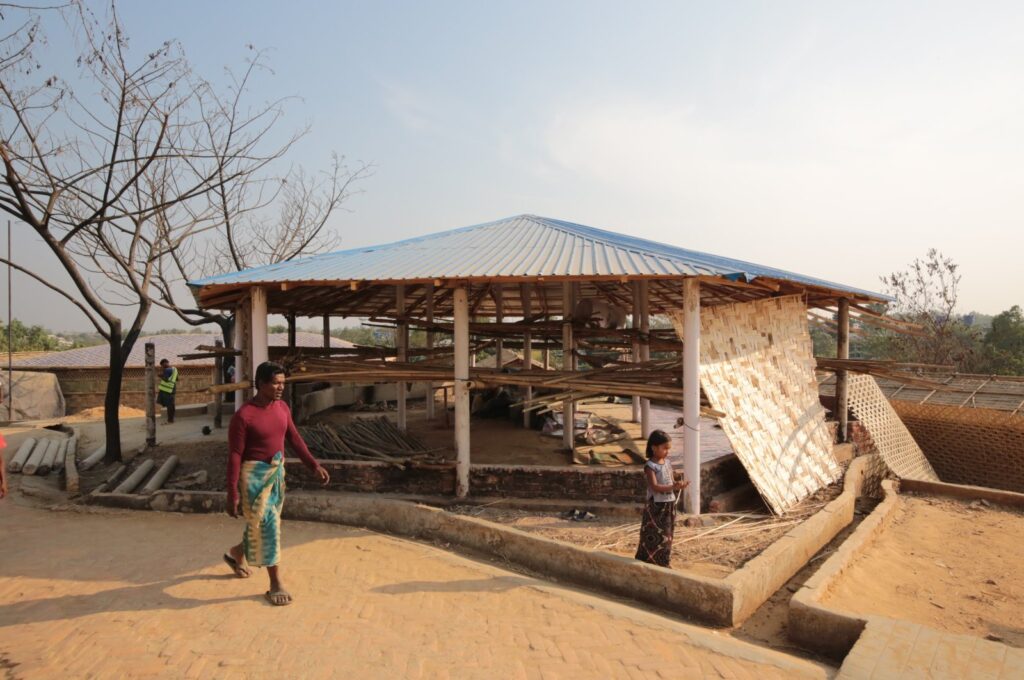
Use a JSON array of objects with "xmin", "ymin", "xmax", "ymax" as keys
[
  {"xmin": 203, "ymin": 350, "xmax": 955, "ymax": 416},
  {"xmin": 814, "ymin": 357, "xmax": 957, "ymax": 391},
  {"xmin": 299, "ymin": 417, "xmax": 446, "ymax": 466}
]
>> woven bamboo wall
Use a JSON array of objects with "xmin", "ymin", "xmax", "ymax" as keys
[
  {"xmin": 892, "ymin": 401, "xmax": 1024, "ymax": 493},
  {"xmin": 846, "ymin": 374, "xmax": 939, "ymax": 481},
  {"xmin": 674, "ymin": 295, "xmax": 840, "ymax": 515}
]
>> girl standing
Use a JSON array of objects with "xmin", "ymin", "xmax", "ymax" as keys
[{"xmin": 635, "ymin": 429, "xmax": 689, "ymax": 567}]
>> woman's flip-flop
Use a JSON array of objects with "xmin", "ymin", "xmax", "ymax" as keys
[
  {"xmin": 223, "ymin": 553, "xmax": 251, "ymax": 578},
  {"xmin": 265, "ymin": 590, "xmax": 292, "ymax": 606}
]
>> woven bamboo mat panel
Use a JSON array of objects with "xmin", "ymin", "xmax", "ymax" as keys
[
  {"xmin": 892, "ymin": 401, "xmax": 1024, "ymax": 492},
  {"xmin": 673, "ymin": 295, "xmax": 841, "ymax": 515},
  {"xmin": 847, "ymin": 374, "xmax": 939, "ymax": 481}
]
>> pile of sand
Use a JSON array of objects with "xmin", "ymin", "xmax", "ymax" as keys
[{"xmin": 70, "ymin": 405, "xmax": 147, "ymax": 421}]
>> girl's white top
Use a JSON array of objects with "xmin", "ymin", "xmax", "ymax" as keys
[{"xmin": 645, "ymin": 459, "xmax": 676, "ymax": 503}]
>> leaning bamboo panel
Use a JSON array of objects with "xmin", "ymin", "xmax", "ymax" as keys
[
  {"xmin": 673, "ymin": 295, "xmax": 841, "ymax": 515},
  {"xmin": 892, "ymin": 401, "xmax": 1024, "ymax": 493},
  {"xmin": 846, "ymin": 374, "xmax": 939, "ymax": 481}
]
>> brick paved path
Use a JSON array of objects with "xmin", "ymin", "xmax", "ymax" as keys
[
  {"xmin": 837, "ymin": 619, "xmax": 1024, "ymax": 679},
  {"xmin": 0, "ymin": 500, "xmax": 829, "ymax": 679}
]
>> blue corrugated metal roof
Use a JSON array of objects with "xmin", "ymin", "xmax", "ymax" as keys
[{"xmin": 189, "ymin": 214, "xmax": 889, "ymax": 300}]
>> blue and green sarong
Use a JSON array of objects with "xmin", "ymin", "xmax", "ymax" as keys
[{"xmin": 240, "ymin": 452, "xmax": 286, "ymax": 567}]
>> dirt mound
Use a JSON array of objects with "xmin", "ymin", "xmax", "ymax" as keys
[{"xmin": 70, "ymin": 405, "xmax": 147, "ymax": 421}]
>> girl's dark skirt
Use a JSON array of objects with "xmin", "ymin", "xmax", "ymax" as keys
[{"xmin": 635, "ymin": 499, "xmax": 676, "ymax": 567}]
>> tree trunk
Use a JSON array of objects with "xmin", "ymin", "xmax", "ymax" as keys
[{"xmin": 103, "ymin": 328, "xmax": 125, "ymax": 463}]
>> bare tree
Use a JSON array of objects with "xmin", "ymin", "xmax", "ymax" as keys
[
  {"xmin": 877, "ymin": 249, "xmax": 980, "ymax": 368},
  {"xmin": 141, "ymin": 51, "xmax": 370, "ymax": 346},
  {"xmin": 0, "ymin": 2, "xmax": 328, "ymax": 461}
]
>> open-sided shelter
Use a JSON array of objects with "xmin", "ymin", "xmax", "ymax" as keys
[{"xmin": 189, "ymin": 214, "xmax": 890, "ymax": 512}]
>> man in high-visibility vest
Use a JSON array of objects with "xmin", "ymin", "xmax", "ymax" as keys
[{"xmin": 157, "ymin": 358, "xmax": 179, "ymax": 423}]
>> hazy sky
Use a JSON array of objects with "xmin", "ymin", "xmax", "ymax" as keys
[{"xmin": 6, "ymin": 1, "xmax": 1023, "ymax": 332}]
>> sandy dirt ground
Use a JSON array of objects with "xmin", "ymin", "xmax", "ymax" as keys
[
  {"xmin": 449, "ymin": 478, "xmax": 845, "ymax": 579},
  {"xmin": 823, "ymin": 495, "xmax": 1024, "ymax": 648},
  {"xmin": 0, "ymin": 483, "xmax": 833, "ymax": 679}
]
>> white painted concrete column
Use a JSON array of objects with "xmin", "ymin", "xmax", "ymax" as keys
[
  {"xmin": 631, "ymin": 281, "xmax": 641, "ymax": 423},
  {"xmin": 396, "ymin": 284, "xmax": 407, "ymax": 431},
  {"xmin": 453, "ymin": 286, "xmax": 471, "ymax": 498},
  {"xmin": 522, "ymin": 283, "xmax": 533, "ymax": 428},
  {"xmin": 425, "ymin": 283, "xmax": 436, "ymax": 420},
  {"xmin": 250, "ymin": 286, "xmax": 269, "ymax": 373},
  {"xmin": 562, "ymin": 282, "xmax": 575, "ymax": 452},
  {"xmin": 682, "ymin": 278, "xmax": 701, "ymax": 515},
  {"xmin": 639, "ymin": 279, "xmax": 651, "ymax": 438}
]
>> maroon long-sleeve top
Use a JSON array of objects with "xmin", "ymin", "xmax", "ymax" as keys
[{"xmin": 226, "ymin": 399, "xmax": 319, "ymax": 507}]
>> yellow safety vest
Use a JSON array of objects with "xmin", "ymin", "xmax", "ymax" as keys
[{"xmin": 158, "ymin": 367, "xmax": 179, "ymax": 394}]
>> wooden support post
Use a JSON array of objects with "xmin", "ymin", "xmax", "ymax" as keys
[
  {"xmin": 682, "ymin": 278, "xmax": 701, "ymax": 515},
  {"xmin": 145, "ymin": 342, "xmax": 156, "ymax": 447},
  {"xmin": 287, "ymin": 312, "xmax": 297, "ymax": 350},
  {"xmin": 631, "ymin": 281, "xmax": 641, "ymax": 423},
  {"xmin": 213, "ymin": 339, "xmax": 224, "ymax": 429},
  {"xmin": 562, "ymin": 282, "xmax": 575, "ymax": 453},
  {"xmin": 396, "ymin": 284, "xmax": 408, "ymax": 431},
  {"xmin": 836, "ymin": 298, "xmax": 850, "ymax": 443},
  {"xmin": 453, "ymin": 286, "xmax": 471, "ymax": 498},
  {"xmin": 235, "ymin": 298, "xmax": 251, "ymax": 411},
  {"xmin": 323, "ymin": 314, "xmax": 331, "ymax": 349},
  {"xmin": 425, "ymin": 283, "xmax": 436, "ymax": 420},
  {"xmin": 522, "ymin": 283, "xmax": 533, "ymax": 428},
  {"xmin": 285, "ymin": 312, "xmax": 298, "ymax": 415},
  {"xmin": 639, "ymin": 279, "xmax": 651, "ymax": 438},
  {"xmin": 494, "ymin": 283, "xmax": 504, "ymax": 368}
]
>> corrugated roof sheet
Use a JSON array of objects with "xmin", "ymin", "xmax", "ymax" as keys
[
  {"xmin": 189, "ymin": 214, "xmax": 889, "ymax": 300},
  {"xmin": 12, "ymin": 333, "xmax": 352, "ymax": 369}
]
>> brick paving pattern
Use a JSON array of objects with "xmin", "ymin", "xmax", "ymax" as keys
[
  {"xmin": 838, "ymin": 619, "xmax": 1024, "ymax": 679},
  {"xmin": 0, "ymin": 502, "xmax": 828, "ymax": 679}
]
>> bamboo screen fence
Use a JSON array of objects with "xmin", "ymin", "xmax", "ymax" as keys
[
  {"xmin": 674, "ymin": 295, "xmax": 841, "ymax": 515},
  {"xmin": 846, "ymin": 374, "xmax": 939, "ymax": 481}
]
